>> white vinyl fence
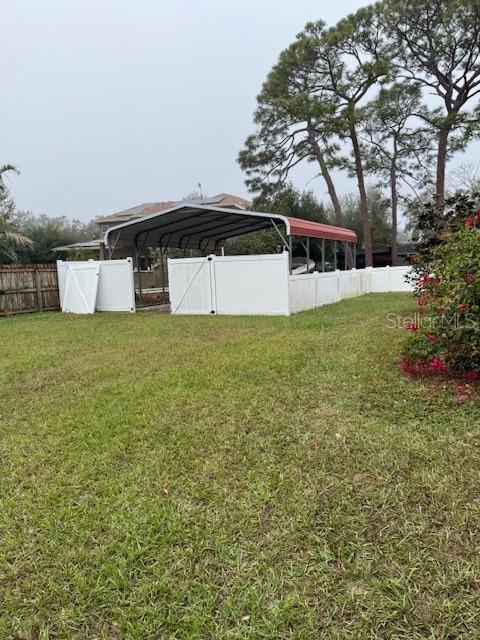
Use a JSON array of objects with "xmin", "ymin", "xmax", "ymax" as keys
[
  {"xmin": 169, "ymin": 255, "xmax": 413, "ymax": 316},
  {"xmin": 168, "ymin": 252, "xmax": 290, "ymax": 315},
  {"xmin": 289, "ymin": 265, "xmax": 413, "ymax": 314},
  {"xmin": 57, "ymin": 258, "xmax": 135, "ymax": 314}
]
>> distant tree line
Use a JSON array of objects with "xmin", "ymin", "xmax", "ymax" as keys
[{"xmin": 239, "ymin": 0, "xmax": 480, "ymax": 265}]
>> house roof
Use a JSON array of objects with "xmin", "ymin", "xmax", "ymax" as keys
[
  {"xmin": 104, "ymin": 203, "xmax": 357, "ymax": 252},
  {"xmin": 96, "ymin": 201, "xmax": 176, "ymax": 224},
  {"xmin": 96, "ymin": 193, "xmax": 251, "ymax": 224}
]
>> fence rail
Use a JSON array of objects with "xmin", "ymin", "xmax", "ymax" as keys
[{"xmin": 0, "ymin": 264, "xmax": 59, "ymax": 316}]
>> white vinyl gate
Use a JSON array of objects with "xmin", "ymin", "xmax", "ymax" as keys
[
  {"xmin": 57, "ymin": 258, "xmax": 135, "ymax": 314},
  {"xmin": 59, "ymin": 262, "xmax": 100, "ymax": 314},
  {"xmin": 168, "ymin": 253, "xmax": 290, "ymax": 315},
  {"xmin": 168, "ymin": 256, "xmax": 216, "ymax": 315}
]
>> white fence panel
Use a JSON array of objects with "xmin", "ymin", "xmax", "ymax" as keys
[
  {"xmin": 289, "ymin": 266, "xmax": 412, "ymax": 314},
  {"xmin": 289, "ymin": 273, "xmax": 317, "ymax": 313},
  {"xmin": 214, "ymin": 253, "xmax": 289, "ymax": 315},
  {"xmin": 60, "ymin": 263, "xmax": 99, "ymax": 314},
  {"xmin": 357, "ymin": 269, "xmax": 372, "ymax": 295},
  {"xmin": 338, "ymin": 270, "xmax": 356, "ymax": 299},
  {"xmin": 168, "ymin": 256, "xmax": 214, "ymax": 314},
  {"xmin": 369, "ymin": 266, "xmax": 412, "ymax": 292},
  {"xmin": 57, "ymin": 259, "xmax": 135, "ymax": 313},
  {"xmin": 315, "ymin": 272, "xmax": 339, "ymax": 306},
  {"xmin": 169, "ymin": 253, "xmax": 290, "ymax": 316},
  {"xmin": 387, "ymin": 266, "xmax": 413, "ymax": 291},
  {"xmin": 370, "ymin": 266, "xmax": 389, "ymax": 292},
  {"xmin": 96, "ymin": 258, "xmax": 135, "ymax": 312}
]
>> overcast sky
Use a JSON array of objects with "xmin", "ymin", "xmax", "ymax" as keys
[{"xmin": 1, "ymin": 1, "xmax": 477, "ymax": 222}]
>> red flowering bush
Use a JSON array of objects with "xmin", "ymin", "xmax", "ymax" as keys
[{"xmin": 402, "ymin": 211, "xmax": 480, "ymax": 377}]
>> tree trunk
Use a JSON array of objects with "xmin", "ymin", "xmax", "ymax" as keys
[
  {"xmin": 307, "ymin": 126, "xmax": 345, "ymax": 226},
  {"xmin": 348, "ymin": 107, "xmax": 372, "ymax": 267},
  {"xmin": 390, "ymin": 140, "xmax": 399, "ymax": 266},
  {"xmin": 308, "ymin": 126, "xmax": 354, "ymax": 268},
  {"xmin": 436, "ymin": 126, "xmax": 450, "ymax": 211}
]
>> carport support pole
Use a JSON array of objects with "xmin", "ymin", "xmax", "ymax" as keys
[
  {"xmin": 321, "ymin": 239, "xmax": 325, "ymax": 272},
  {"xmin": 135, "ymin": 246, "xmax": 143, "ymax": 305},
  {"xmin": 344, "ymin": 241, "xmax": 348, "ymax": 270},
  {"xmin": 288, "ymin": 236, "xmax": 292, "ymax": 274},
  {"xmin": 334, "ymin": 240, "xmax": 337, "ymax": 270},
  {"xmin": 160, "ymin": 246, "xmax": 167, "ymax": 303},
  {"xmin": 306, "ymin": 237, "xmax": 310, "ymax": 272}
]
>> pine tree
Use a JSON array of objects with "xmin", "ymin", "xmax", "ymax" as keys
[
  {"xmin": 361, "ymin": 82, "xmax": 433, "ymax": 263},
  {"xmin": 381, "ymin": 0, "xmax": 480, "ymax": 209}
]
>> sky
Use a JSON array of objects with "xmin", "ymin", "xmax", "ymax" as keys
[{"xmin": 1, "ymin": 0, "xmax": 478, "ymax": 222}]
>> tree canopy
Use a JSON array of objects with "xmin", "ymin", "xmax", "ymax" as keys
[
  {"xmin": 239, "ymin": 0, "xmax": 480, "ymax": 264},
  {"xmin": 238, "ymin": 22, "xmax": 345, "ymax": 226},
  {"xmin": 381, "ymin": 0, "xmax": 480, "ymax": 208},
  {"xmin": 11, "ymin": 211, "xmax": 98, "ymax": 263}
]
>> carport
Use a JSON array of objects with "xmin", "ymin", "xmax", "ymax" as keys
[{"xmin": 104, "ymin": 203, "xmax": 357, "ymax": 311}]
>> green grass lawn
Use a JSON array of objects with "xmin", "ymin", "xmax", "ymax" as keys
[{"xmin": 1, "ymin": 293, "xmax": 480, "ymax": 639}]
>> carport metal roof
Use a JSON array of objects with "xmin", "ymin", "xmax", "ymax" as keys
[{"xmin": 104, "ymin": 203, "xmax": 357, "ymax": 252}]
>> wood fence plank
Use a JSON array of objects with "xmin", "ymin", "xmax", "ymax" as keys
[
  {"xmin": 0, "ymin": 264, "xmax": 59, "ymax": 316},
  {"xmin": 34, "ymin": 269, "xmax": 43, "ymax": 312}
]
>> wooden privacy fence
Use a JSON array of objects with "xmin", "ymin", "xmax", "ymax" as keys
[{"xmin": 0, "ymin": 264, "xmax": 59, "ymax": 316}]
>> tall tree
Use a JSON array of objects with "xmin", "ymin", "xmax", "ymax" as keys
[
  {"xmin": 238, "ymin": 22, "xmax": 346, "ymax": 226},
  {"xmin": 315, "ymin": 5, "xmax": 392, "ymax": 265},
  {"xmin": 361, "ymin": 82, "xmax": 433, "ymax": 264},
  {"xmin": 381, "ymin": 0, "xmax": 480, "ymax": 209}
]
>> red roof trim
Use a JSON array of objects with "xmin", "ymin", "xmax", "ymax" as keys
[{"xmin": 286, "ymin": 216, "xmax": 357, "ymax": 243}]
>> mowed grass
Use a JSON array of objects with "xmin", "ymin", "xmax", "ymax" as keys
[{"xmin": 1, "ymin": 293, "xmax": 480, "ymax": 640}]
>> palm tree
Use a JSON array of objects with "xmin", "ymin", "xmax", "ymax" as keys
[
  {"xmin": 0, "ymin": 164, "xmax": 19, "ymax": 193},
  {"xmin": 0, "ymin": 164, "xmax": 33, "ymax": 262},
  {"xmin": 0, "ymin": 230, "xmax": 33, "ymax": 262}
]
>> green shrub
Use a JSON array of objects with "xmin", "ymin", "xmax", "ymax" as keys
[{"xmin": 402, "ymin": 211, "xmax": 480, "ymax": 377}]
